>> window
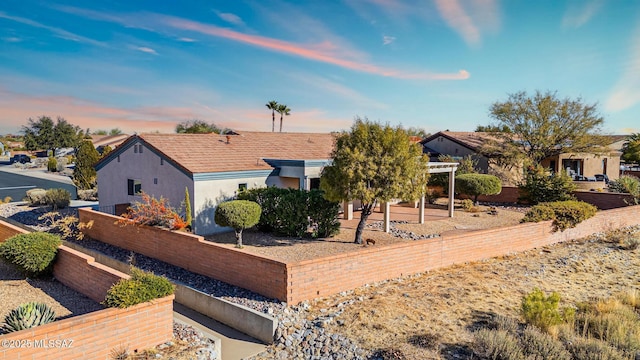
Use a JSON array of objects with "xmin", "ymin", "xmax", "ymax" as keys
[
  {"xmin": 133, "ymin": 145, "xmax": 138, "ymax": 154},
  {"xmin": 310, "ymin": 178, "xmax": 321, "ymax": 190},
  {"xmin": 238, "ymin": 183, "xmax": 248, "ymax": 192},
  {"xmin": 127, "ymin": 179, "xmax": 142, "ymax": 195},
  {"xmin": 117, "ymin": 155, "xmax": 120, "ymax": 162},
  {"xmin": 154, "ymin": 178, "xmax": 158, "ymax": 185},
  {"xmin": 139, "ymin": 145, "xmax": 143, "ymax": 153},
  {"xmin": 160, "ymin": 158, "xmax": 164, "ymax": 165}
]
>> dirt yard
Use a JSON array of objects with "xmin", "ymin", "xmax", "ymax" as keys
[
  {"xmin": 206, "ymin": 203, "xmax": 527, "ymax": 262},
  {"xmin": 299, "ymin": 227, "xmax": 640, "ymax": 359},
  {"xmin": 0, "ymin": 260, "xmax": 103, "ymax": 330}
]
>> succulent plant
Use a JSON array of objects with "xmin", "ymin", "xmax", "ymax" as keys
[{"xmin": 2, "ymin": 302, "xmax": 56, "ymax": 333}]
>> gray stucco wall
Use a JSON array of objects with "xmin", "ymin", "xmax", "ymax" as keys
[{"xmin": 96, "ymin": 141, "xmax": 193, "ymax": 215}]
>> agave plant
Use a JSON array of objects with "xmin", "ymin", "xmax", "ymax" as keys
[{"xmin": 2, "ymin": 302, "xmax": 56, "ymax": 333}]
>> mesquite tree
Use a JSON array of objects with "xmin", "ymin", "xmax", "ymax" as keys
[{"xmin": 320, "ymin": 118, "xmax": 430, "ymax": 244}]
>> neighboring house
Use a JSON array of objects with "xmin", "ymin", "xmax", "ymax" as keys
[
  {"xmin": 95, "ymin": 132, "xmax": 334, "ymax": 235},
  {"xmin": 90, "ymin": 134, "xmax": 130, "ymax": 153},
  {"xmin": 421, "ymin": 131, "xmax": 622, "ymax": 184}
]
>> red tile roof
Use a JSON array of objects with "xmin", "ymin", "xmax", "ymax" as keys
[{"xmin": 137, "ymin": 132, "xmax": 335, "ymax": 174}]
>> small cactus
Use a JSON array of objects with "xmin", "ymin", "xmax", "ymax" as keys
[{"xmin": 2, "ymin": 302, "xmax": 56, "ymax": 333}]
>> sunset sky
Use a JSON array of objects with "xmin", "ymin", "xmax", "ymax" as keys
[{"xmin": 1, "ymin": 1, "xmax": 639, "ymax": 135}]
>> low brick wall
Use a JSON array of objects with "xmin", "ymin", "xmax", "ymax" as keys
[
  {"xmin": 285, "ymin": 206, "xmax": 640, "ymax": 303},
  {"xmin": 0, "ymin": 219, "xmax": 174, "ymax": 358},
  {"xmin": 79, "ymin": 206, "xmax": 640, "ymax": 305},
  {"xmin": 0, "ymin": 295, "xmax": 174, "ymax": 360},
  {"xmin": 78, "ymin": 208, "xmax": 288, "ymax": 301}
]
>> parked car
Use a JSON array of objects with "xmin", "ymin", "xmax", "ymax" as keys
[
  {"xmin": 594, "ymin": 174, "xmax": 610, "ymax": 184},
  {"xmin": 10, "ymin": 154, "xmax": 31, "ymax": 164}
]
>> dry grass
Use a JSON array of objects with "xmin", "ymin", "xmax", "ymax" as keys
[{"xmin": 303, "ymin": 231, "xmax": 640, "ymax": 359}]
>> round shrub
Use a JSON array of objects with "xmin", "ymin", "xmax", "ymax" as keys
[
  {"xmin": 103, "ymin": 267, "xmax": 174, "ymax": 308},
  {"xmin": 44, "ymin": 188, "xmax": 71, "ymax": 210},
  {"xmin": 0, "ymin": 232, "xmax": 62, "ymax": 276},
  {"xmin": 521, "ymin": 200, "xmax": 597, "ymax": 231},
  {"xmin": 215, "ymin": 200, "xmax": 261, "ymax": 248},
  {"xmin": 455, "ymin": 173, "xmax": 502, "ymax": 203}
]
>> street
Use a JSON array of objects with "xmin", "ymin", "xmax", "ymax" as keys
[{"xmin": 0, "ymin": 163, "xmax": 77, "ymax": 202}]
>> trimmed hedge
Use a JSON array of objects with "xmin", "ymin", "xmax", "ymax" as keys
[
  {"xmin": 103, "ymin": 267, "xmax": 174, "ymax": 308},
  {"xmin": 455, "ymin": 173, "xmax": 502, "ymax": 203},
  {"xmin": 0, "ymin": 232, "xmax": 62, "ymax": 276},
  {"xmin": 521, "ymin": 200, "xmax": 597, "ymax": 231},
  {"xmin": 238, "ymin": 187, "xmax": 340, "ymax": 238}
]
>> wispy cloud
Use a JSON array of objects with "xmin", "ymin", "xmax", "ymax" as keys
[
  {"xmin": 2, "ymin": 36, "xmax": 22, "ymax": 43},
  {"xmin": 0, "ymin": 11, "xmax": 105, "ymax": 47},
  {"xmin": 215, "ymin": 11, "xmax": 246, "ymax": 27},
  {"xmin": 160, "ymin": 15, "xmax": 468, "ymax": 80},
  {"xmin": 177, "ymin": 37, "xmax": 197, "ymax": 42},
  {"xmin": 562, "ymin": 0, "xmax": 603, "ymax": 29},
  {"xmin": 434, "ymin": 0, "xmax": 480, "ymax": 46},
  {"xmin": 605, "ymin": 28, "xmax": 640, "ymax": 112},
  {"xmin": 52, "ymin": 5, "xmax": 469, "ymax": 80},
  {"xmin": 134, "ymin": 46, "xmax": 158, "ymax": 55},
  {"xmin": 383, "ymin": 35, "xmax": 396, "ymax": 45}
]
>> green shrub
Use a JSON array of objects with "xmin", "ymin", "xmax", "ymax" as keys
[
  {"xmin": 521, "ymin": 200, "xmax": 597, "ymax": 231},
  {"xmin": 608, "ymin": 175, "xmax": 640, "ymax": 194},
  {"xmin": 520, "ymin": 326, "xmax": 571, "ymax": 359},
  {"xmin": 518, "ymin": 165, "xmax": 575, "ymax": 204},
  {"xmin": 521, "ymin": 288, "xmax": 574, "ymax": 332},
  {"xmin": 25, "ymin": 188, "xmax": 47, "ymax": 206},
  {"xmin": 238, "ymin": 187, "xmax": 341, "ymax": 238},
  {"xmin": 307, "ymin": 189, "xmax": 341, "ymax": 238},
  {"xmin": 473, "ymin": 329, "xmax": 524, "ymax": 360},
  {"xmin": 2, "ymin": 302, "xmax": 56, "ymax": 333},
  {"xmin": 103, "ymin": 267, "xmax": 174, "ymax": 308},
  {"xmin": 44, "ymin": 188, "xmax": 71, "ymax": 210},
  {"xmin": 47, "ymin": 157, "xmax": 57, "ymax": 172},
  {"xmin": 215, "ymin": 200, "xmax": 261, "ymax": 248},
  {"xmin": 184, "ymin": 187, "xmax": 192, "ymax": 230},
  {"xmin": 455, "ymin": 173, "xmax": 502, "ymax": 203},
  {"xmin": 0, "ymin": 232, "xmax": 62, "ymax": 276}
]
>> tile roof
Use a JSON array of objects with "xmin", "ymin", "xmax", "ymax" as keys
[
  {"xmin": 421, "ymin": 131, "xmax": 501, "ymax": 151},
  {"xmin": 136, "ymin": 131, "xmax": 335, "ymax": 174}
]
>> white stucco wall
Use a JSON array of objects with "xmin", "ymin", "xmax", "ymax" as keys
[
  {"xmin": 193, "ymin": 175, "xmax": 274, "ymax": 235},
  {"xmin": 96, "ymin": 141, "xmax": 193, "ymax": 215}
]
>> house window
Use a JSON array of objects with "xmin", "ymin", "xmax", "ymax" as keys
[
  {"xmin": 134, "ymin": 145, "xmax": 138, "ymax": 154},
  {"xmin": 139, "ymin": 145, "xmax": 143, "ymax": 153},
  {"xmin": 127, "ymin": 179, "xmax": 142, "ymax": 195},
  {"xmin": 310, "ymin": 178, "xmax": 321, "ymax": 190},
  {"xmin": 154, "ymin": 178, "xmax": 158, "ymax": 185},
  {"xmin": 238, "ymin": 183, "xmax": 248, "ymax": 192},
  {"xmin": 160, "ymin": 158, "xmax": 164, "ymax": 165},
  {"xmin": 117, "ymin": 155, "xmax": 120, "ymax": 162}
]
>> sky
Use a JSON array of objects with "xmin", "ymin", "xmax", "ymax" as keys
[{"xmin": 0, "ymin": 0, "xmax": 639, "ymax": 136}]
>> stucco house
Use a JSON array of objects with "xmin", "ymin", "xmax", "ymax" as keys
[
  {"xmin": 421, "ymin": 131, "xmax": 622, "ymax": 184},
  {"xmin": 95, "ymin": 132, "xmax": 334, "ymax": 235}
]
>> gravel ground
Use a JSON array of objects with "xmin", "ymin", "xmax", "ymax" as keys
[{"xmin": 0, "ymin": 260, "xmax": 104, "ymax": 334}]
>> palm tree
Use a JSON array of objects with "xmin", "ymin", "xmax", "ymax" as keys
[
  {"xmin": 265, "ymin": 100, "xmax": 278, "ymax": 132},
  {"xmin": 276, "ymin": 104, "xmax": 291, "ymax": 133}
]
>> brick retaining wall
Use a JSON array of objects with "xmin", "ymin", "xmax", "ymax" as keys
[
  {"xmin": 78, "ymin": 208, "xmax": 288, "ymax": 301},
  {"xmin": 79, "ymin": 206, "xmax": 640, "ymax": 304},
  {"xmin": 0, "ymin": 220, "xmax": 174, "ymax": 359}
]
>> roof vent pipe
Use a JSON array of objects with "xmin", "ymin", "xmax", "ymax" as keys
[{"xmin": 226, "ymin": 135, "xmax": 231, "ymax": 144}]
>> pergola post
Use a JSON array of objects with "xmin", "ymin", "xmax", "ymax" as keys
[
  {"xmin": 419, "ymin": 195, "xmax": 425, "ymax": 224},
  {"xmin": 448, "ymin": 167, "xmax": 456, "ymax": 217},
  {"xmin": 343, "ymin": 201, "xmax": 353, "ymax": 220},
  {"xmin": 383, "ymin": 201, "xmax": 391, "ymax": 233}
]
